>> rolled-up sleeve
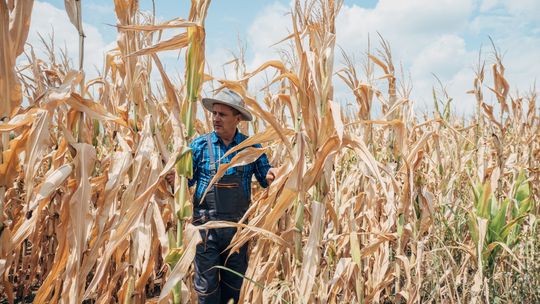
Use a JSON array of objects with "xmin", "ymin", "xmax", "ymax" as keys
[{"xmin": 253, "ymin": 143, "xmax": 272, "ymax": 188}]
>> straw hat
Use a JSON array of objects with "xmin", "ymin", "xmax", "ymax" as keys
[{"xmin": 202, "ymin": 89, "xmax": 253, "ymax": 121}]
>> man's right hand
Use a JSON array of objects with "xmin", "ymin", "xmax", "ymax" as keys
[
  {"xmin": 266, "ymin": 167, "xmax": 277, "ymax": 185},
  {"xmin": 165, "ymin": 171, "xmax": 175, "ymax": 188}
]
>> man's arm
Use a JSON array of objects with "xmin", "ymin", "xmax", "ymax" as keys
[{"xmin": 253, "ymin": 144, "xmax": 276, "ymax": 187}]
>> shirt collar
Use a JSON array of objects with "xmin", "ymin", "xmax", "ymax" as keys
[
  {"xmin": 233, "ymin": 129, "xmax": 243, "ymax": 144},
  {"xmin": 211, "ymin": 129, "xmax": 242, "ymax": 145},
  {"xmin": 210, "ymin": 131, "xmax": 219, "ymax": 143}
]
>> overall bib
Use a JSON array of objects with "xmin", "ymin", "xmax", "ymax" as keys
[{"xmin": 193, "ymin": 134, "xmax": 250, "ymax": 304}]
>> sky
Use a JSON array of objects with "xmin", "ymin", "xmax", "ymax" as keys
[{"xmin": 25, "ymin": 0, "xmax": 540, "ymax": 116}]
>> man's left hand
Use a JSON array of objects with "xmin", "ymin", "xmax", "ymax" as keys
[{"xmin": 266, "ymin": 168, "xmax": 277, "ymax": 185}]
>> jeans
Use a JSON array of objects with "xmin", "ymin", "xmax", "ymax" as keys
[{"xmin": 194, "ymin": 224, "xmax": 248, "ymax": 304}]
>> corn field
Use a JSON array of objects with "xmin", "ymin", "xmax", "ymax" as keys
[{"xmin": 1, "ymin": 0, "xmax": 538, "ymax": 303}]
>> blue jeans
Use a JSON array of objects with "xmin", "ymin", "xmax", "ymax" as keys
[{"xmin": 194, "ymin": 221, "xmax": 248, "ymax": 304}]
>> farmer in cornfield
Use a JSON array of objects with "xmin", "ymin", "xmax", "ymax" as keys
[{"xmin": 168, "ymin": 89, "xmax": 277, "ymax": 303}]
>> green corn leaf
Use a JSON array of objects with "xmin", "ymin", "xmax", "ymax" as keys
[
  {"xmin": 490, "ymin": 198, "xmax": 509, "ymax": 242},
  {"xmin": 472, "ymin": 182, "xmax": 482, "ymax": 209},
  {"xmin": 512, "ymin": 169, "xmax": 529, "ymax": 203},
  {"xmin": 500, "ymin": 214, "xmax": 528, "ymax": 240},
  {"xmin": 175, "ymin": 146, "xmax": 193, "ymax": 179},
  {"xmin": 467, "ymin": 212, "xmax": 479, "ymax": 245},
  {"xmin": 165, "ymin": 247, "xmax": 184, "ymax": 268},
  {"xmin": 478, "ymin": 181, "xmax": 492, "ymax": 219},
  {"xmin": 176, "ymin": 200, "xmax": 193, "ymax": 219},
  {"xmin": 517, "ymin": 197, "xmax": 532, "ymax": 216},
  {"xmin": 515, "ymin": 182, "xmax": 530, "ymax": 203}
]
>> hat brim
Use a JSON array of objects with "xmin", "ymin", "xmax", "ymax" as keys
[{"xmin": 202, "ymin": 98, "xmax": 253, "ymax": 121}]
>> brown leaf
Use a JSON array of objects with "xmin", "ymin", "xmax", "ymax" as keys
[
  {"xmin": 126, "ymin": 32, "xmax": 189, "ymax": 57},
  {"xmin": 116, "ymin": 18, "xmax": 198, "ymax": 31},
  {"xmin": 84, "ymin": 117, "xmax": 180, "ymax": 299},
  {"xmin": 67, "ymin": 93, "xmax": 128, "ymax": 127},
  {"xmin": 220, "ymin": 127, "xmax": 294, "ymax": 161},
  {"xmin": 159, "ymin": 224, "xmax": 201, "ymax": 300},
  {"xmin": 0, "ymin": 110, "xmax": 36, "ymax": 131},
  {"xmin": 62, "ymin": 143, "xmax": 96, "ymax": 303},
  {"xmin": 200, "ymin": 147, "xmax": 266, "ymax": 202},
  {"xmin": 11, "ymin": 164, "xmax": 72, "ymax": 253},
  {"xmin": 0, "ymin": 129, "xmax": 29, "ymax": 186},
  {"xmin": 64, "ymin": 0, "xmax": 83, "ymax": 34},
  {"xmin": 0, "ymin": 0, "xmax": 33, "ymax": 118},
  {"xmin": 24, "ymin": 110, "xmax": 51, "ymax": 202},
  {"xmin": 298, "ymin": 201, "xmax": 325, "ymax": 301}
]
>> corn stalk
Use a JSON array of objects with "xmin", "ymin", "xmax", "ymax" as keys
[
  {"xmin": 64, "ymin": 0, "xmax": 86, "ymax": 142},
  {"xmin": 0, "ymin": 1, "xmax": 539, "ymax": 303}
]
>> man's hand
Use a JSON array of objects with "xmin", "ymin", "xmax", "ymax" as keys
[
  {"xmin": 266, "ymin": 168, "xmax": 277, "ymax": 185},
  {"xmin": 165, "ymin": 171, "xmax": 176, "ymax": 188}
]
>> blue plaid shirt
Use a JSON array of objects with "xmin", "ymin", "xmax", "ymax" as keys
[{"xmin": 189, "ymin": 130, "xmax": 272, "ymax": 201}]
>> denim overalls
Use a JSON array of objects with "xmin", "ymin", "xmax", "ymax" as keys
[{"xmin": 193, "ymin": 134, "xmax": 250, "ymax": 304}]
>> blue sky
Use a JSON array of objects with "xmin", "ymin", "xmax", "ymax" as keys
[{"xmin": 27, "ymin": 0, "xmax": 540, "ymax": 115}]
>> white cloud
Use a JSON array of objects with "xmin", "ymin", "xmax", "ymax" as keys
[
  {"xmin": 409, "ymin": 35, "xmax": 478, "ymax": 112},
  {"xmin": 26, "ymin": 1, "xmax": 114, "ymax": 79},
  {"xmin": 469, "ymin": 14, "xmax": 514, "ymax": 36},
  {"xmin": 246, "ymin": 2, "xmax": 290, "ymax": 70},
  {"xmin": 234, "ymin": 0, "xmax": 539, "ymax": 116},
  {"xmin": 374, "ymin": 0, "xmax": 473, "ymax": 34},
  {"xmin": 504, "ymin": 0, "xmax": 540, "ymax": 21},
  {"xmin": 411, "ymin": 35, "xmax": 469, "ymax": 80},
  {"xmin": 334, "ymin": 0, "xmax": 479, "ymax": 114},
  {"xmin": 479, "ymin": 0, "xmax": 499, "ymax": 12},
  {"xmin": 332, "ymin": 0, "xmax": 538, "ymax": 115},
  {"xmin": 336, "ymin": 0, "xmax": 474, "ymax": 59},
  {"xmin": 205, "ymin": 47, "xmax": 237, "ymax": 79},
  {"xmin": 228, "ymin": 0, "xmax": 486, "ymax": 114}
]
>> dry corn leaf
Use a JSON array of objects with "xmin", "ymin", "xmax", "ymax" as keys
[
  {"xmin": 126, "ymin": 32, "xmax": 189, "ymax": 57},
  {"xmin": 116, "ymin": 18, "xmax": 198, "ymax": 31},
  {"xmin": 220, "ymin": 127, "xmax": 294, "ymax": 161},
  {"xmin": 85, "ymin": 117, "xmax": 179, "ymax": 298},
  {"xmin": 67, "ymin": 93, "xmax": 128, "ymax": 127},
  {"xmin": 62, "ymin": 143, "xmax": 96, "ymax": 303},
  {"xmin": 201, "ymin": 221, "xmax": 291, "ymax": 249},
  {"xmin": 0, "ymin": 128, "xmax": 29, "ymax": 186},
  {"xmin": 10, "ymin": 164, "xmax": 73, "ymax": 251},
  {"xmin": 0, "ymin": 110, "xmax": 36, "ymax": 131},
  {"xmin": 242, "ymin": 60, "xmax": 289, "ymax": 80},
  {"xmin": 200, "ymin": 147, "xmax": 266, "ymax": 202},
  {"xmin": 159, "ymin": 223, "xmax": 201, "ymax": 300},
  {"xmin": 0, "ymin": 0, "xmax": 32, "ymax": 118},
  {"xmin": 298, "ymin": 201, "xmax": 324, "ymax": 302},
  {"xmin": 64, "ymin": 0, "xmax": 83, "ymax": 35},
  {"xmin": 113, "ymin": 0, "xmax": 138, "ymax": 24},
  {"xmin": 24, "ymin": 110, "xmax": 50, "ymax": 202}
]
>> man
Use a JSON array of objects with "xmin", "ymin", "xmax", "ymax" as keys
[{"xmin": 168, "ymin": 89, "xmax": 277, "ymax": 303}]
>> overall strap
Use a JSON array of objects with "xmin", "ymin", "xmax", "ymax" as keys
[{"xmin": 206, "ymin": 133, "xmax": 216, "ymax": 173}]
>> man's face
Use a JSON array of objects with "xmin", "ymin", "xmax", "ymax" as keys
[{"xmin": 212, "ymin": 103, "xmax": 241, "ymax": 138}]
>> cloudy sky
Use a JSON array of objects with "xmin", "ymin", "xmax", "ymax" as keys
[{"xmin": 27, "ymin": 0, "xmax": 540, "ymax": 115}]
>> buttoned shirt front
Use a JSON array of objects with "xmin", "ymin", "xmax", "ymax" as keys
[{"xmin": 189, "ymin": 130, "xmax": 272, "ymax": 201}]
